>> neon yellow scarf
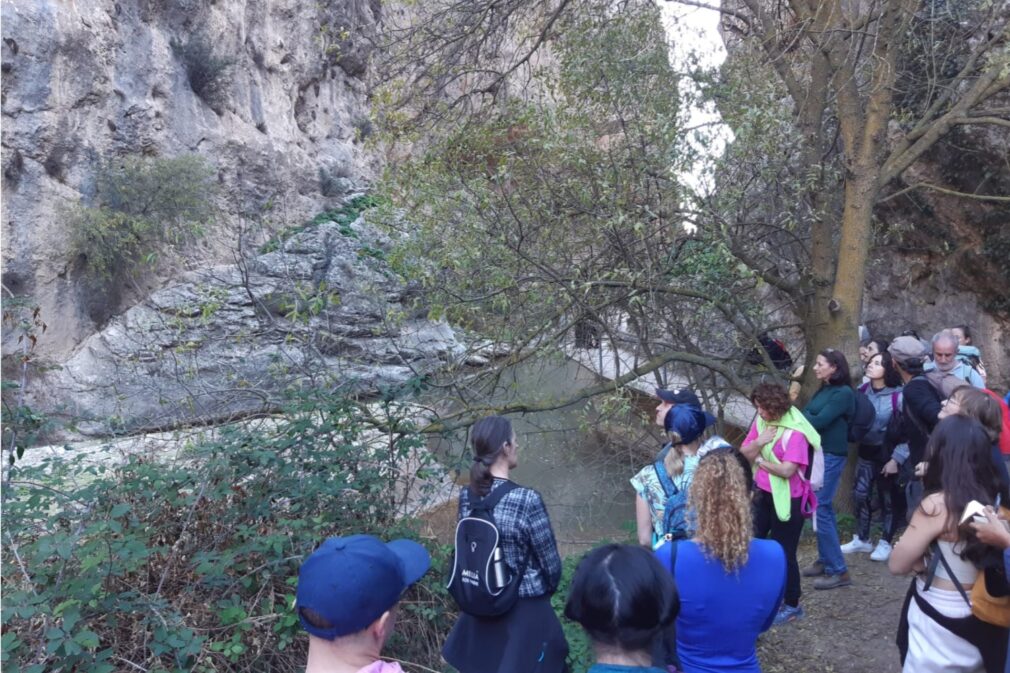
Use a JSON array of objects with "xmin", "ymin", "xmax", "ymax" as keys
[{"xmin": 756, "ymin": 407, "xmax": 822, "ymax": 521}]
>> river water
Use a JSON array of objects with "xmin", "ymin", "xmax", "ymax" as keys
[{"xmin": 424, "ymin": 356, "xmax": 662, "ymax": 554}]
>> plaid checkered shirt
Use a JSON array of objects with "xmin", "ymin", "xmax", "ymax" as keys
[{"xmin": 458, "ymin": 478, "xmax": 562, "ymax": 597}]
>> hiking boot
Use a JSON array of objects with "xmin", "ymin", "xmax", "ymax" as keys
[
  {"xmin": 772, "ymin": 604, "xmax": 804, "ymax": 626},
  {"xmin": 840, "ymin": 535, "xmax": 873, "ymax": 554},
  {"xmin": 813, "ymin": 572, "xmax": 852, "ymax": 590},
  {"xmin": 801, "ymin": 561, "xmax": 825, "ymax": 577},
  {"xmin": 870, "ymin": 540, "xmax": 892, "ymax": 562}
]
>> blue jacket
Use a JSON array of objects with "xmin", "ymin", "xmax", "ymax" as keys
[{"xmin": 923, "ymin": 359, "xmax": 984, "ymax": 388}]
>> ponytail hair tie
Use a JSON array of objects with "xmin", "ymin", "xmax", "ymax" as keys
[{"xmin": 472, "ymin": 456, "xmax": 484, "ymax": 464}]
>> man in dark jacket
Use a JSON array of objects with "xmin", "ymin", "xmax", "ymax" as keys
[{"xmin": 887, "ymin": 336, "xmax": 942, "ymax": 515}]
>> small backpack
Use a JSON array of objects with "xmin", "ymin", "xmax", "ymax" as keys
[
  {"xmin": 653, "ymin": 460, "xmax": 692, "ymax": 542},
  {"xmin": 924, "ymin": 369, "xmax": 966, "ymax": 399},
  {"xmin": 769, "ymin": 338, "xmax": 794, "ymax": 371},
  {"xmin": 847, "ymin": 390, "xmax": 877, "ymax": 443},
  {"xmin": 446, "ymin": 482, "xmax": 523, "ymax": 617},
  {"xmin": 781, "ymin": 428, "xmax": 824, "ymax": 493}
]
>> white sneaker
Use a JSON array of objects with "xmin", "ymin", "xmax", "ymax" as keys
[
  {"xmin": 840, "ymin": 535, "xmax": 873, "ymax": 554},
  {"xmin": 870, "ymin": 540, "xmax": 892, "ymax": 562}
]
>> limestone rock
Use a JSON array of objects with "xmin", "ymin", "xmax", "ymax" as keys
[
  {"xmin": 32, "ymin": 213, "xmax": 464, "ymax": 436},
  {"xmin": 1, "ymin": 0, "xmax": 380, "ymax": 358}
]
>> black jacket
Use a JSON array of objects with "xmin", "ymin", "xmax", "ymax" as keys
[{"xmin": 900, "ymin": 376, "xmax": 942, "ymax": 465}]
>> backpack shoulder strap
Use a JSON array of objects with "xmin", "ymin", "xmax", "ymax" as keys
[
  {"xmin": 858, "ymin": 382, "xmax": 869, "ymax": 394},
  {"xmin": 891, "ymin": 391, "xmax": 900, "ymax": 414},
  {"xmin": 667, "ymin": 540, "xmax": 679, "ymax": 576},
  {"xmin": 904, "ymin": 379, "xmax": 936, "ymax": 434},
  {"xmin": 471, "ymin": 480, "xmax": 519, "ymax": 516},
  {"xmin": 777, "ymin": 428, "xmax": 794, "ymax": 462},
  {"xmin": 654, "ymin": 460, "xmax": 677, "ymax": 497},
  {"xmin": 925, "ymin": 541, "xmax": 972, "ymax": 608}
]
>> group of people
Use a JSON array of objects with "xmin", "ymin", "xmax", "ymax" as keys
[{"xmin": 292, "ymin": 326, "xmax": 1009, "ymax": 673}]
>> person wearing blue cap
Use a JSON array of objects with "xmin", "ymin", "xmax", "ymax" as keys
[
  {"xmin": 296, "ymin": 534, "xmax": 430, "ymax": 673},
  {"xmin": 654, "ymin": 388, "xmax": 718, "ymax": 462},
  {"xmin": 632, "ymin": 404, "xmax": 708, "ymax": 550}
]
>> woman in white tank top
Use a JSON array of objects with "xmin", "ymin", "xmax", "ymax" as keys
[{"xmin": 889, "ymin": 416, "xmax": 1009, "ymax": 673}]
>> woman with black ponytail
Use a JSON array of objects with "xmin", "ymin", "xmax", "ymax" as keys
[{"xmin": 442, "ymin": 416, "xmax": 568, "ymax": 673}]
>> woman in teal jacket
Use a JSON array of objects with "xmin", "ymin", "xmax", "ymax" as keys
[{"xmin": 801, "ymin": 349, "xmax": 855, "ymax": 590}]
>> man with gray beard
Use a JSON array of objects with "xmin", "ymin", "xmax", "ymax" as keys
[{"xmin": 924, "ymin": 329, "xmax": 985, "ymax": 397}]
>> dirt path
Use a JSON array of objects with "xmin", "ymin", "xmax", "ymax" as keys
[{"xmin": 757, "ymin": 536, "xmax": 909, "ymax": 673}]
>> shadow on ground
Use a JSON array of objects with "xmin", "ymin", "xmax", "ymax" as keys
[{"xmin": 757, "ymin": 537, "xmax": 907, "ymax": 673}]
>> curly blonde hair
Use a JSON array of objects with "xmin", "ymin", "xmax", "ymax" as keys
[{"xmin": 689, "ymin": 451, "xmax": 752, "ymax": 571}]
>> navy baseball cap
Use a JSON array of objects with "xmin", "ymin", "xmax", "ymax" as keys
[
  {"xmin": 657, "ymin": 388, "xmax": 716, "ymax": 429},
  {"xmin": 664, "ymin": 404, "xmax": 711, "ymax": 444},
  {"xmin": 656, "ymin": 387, "xmax": 701, "ymax": 406},
  {"xmin": 296, "ymin": 534, "xmax": 430, "ymax": 639}
]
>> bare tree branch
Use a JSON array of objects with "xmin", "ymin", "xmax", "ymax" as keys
[{"xmin": 879, "ymin": 182, "xmax": 1010, "ymax": 203}]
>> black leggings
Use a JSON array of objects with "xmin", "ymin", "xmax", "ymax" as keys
[
  {"xmin": 853, "ymin": 457, "xmax": 896, "ymax": 543},
  {"xmin": 753, "ymin": 490, "xmax": 805, "ymax": 607}
]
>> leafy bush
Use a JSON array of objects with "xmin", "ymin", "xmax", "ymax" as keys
[
  {"xmin": 70, "ymin": 155, "xmax": 216, "ymax": 279},
  {"xmin": 259, "ymin": 193, "xmax": 385, "ymax": 253},
  {"xmin": 1, "ymin": 299, "xmax": 56, "ymax": 471},
  {"xmin": 171, "ymin": 35, "xmax": 234, "ymax": 110},
  {"xmin": 1, "ymin": 390, "xmax": 446, "ymax": 672},
  {"xmin": 388, "ymin": 543, "xmax": 459, "ymax": 670},
  {"xmin": 551, "ymin": 553, "xmax": 594, "ymax": 673}
]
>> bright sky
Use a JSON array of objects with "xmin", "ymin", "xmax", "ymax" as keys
[{"xmin": 659, "ymin": 1, "xmax": 734, "ymax": 199}]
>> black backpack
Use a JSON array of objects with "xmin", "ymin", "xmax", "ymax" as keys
[
  {"xmin": 848, "ymin": 390, "xmax": 877, "ymax": 443},
  {"xmin": 446, "ymin": 482, "xmax": 523, "ymax": 617}
]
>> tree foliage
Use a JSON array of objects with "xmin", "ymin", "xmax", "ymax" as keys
[
  {"xmin": 70, "ymin": 154, "xmax": 217, "ymax": 280},
  {"xmin": 374, "ymin": 0, "xmax": 1009, "ymax": 416},
  {"xmin": 375, "ymin": 0, "xmax": 794, "ymax": 425}
]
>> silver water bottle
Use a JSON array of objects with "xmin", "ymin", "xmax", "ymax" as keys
[{"xmin": 492, "ymin": 546, "xmax": 508, "ymax": 590}]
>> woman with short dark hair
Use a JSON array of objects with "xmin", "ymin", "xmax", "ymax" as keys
[
  {"xmin": 801, "ymin": 348, "xmax": 856, "ymax": 590},
  {"xmin": 565, "ymin": 544, "xmax": 678, "ymax": 672},
  {"xmin": 951, "ymin": 324, "xmax": 987, "ymax": 385},
  {"xmin": 740, "ymin": 382, "xmax": 820, "ymax": 625},
  {"xmin": 859, "ymin": 338, "xmax": 889, "ymax": 368}
]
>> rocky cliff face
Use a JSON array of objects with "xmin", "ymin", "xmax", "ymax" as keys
[
  {"xmin": 30, "ymin": 205, "xmax": 463, "ymax": 436},
  {"xmin": 2, "ymin": 0, "xmax": 380, "ymax": 358},
  {"xmin": 867, "ymin": 118, "xmax": 1010, "ymax": 389}
]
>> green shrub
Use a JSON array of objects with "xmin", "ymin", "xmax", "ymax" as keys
[
  {"xmin": 388, "ymin": 543, "xmax": 459, "ymax": 670},
  {"xmin": 1, "ymin": 390, "xmax": 445, "ymax": 672},
  {"xmin": 259, "ymin": 193, "xmax": 385, "ymax": 253},
  {"xmin": 552, "ymin": 553, "xmax": 594, "ymax": 673},
  {"xmin": 171, "ymin": 35, "xmax": 234, "ymax": 110},
  {"xmin": 1, "ymin": 299, "xmax": 57, "ymax": 466},
  {"xmin": 70, "ymin": 155, "xmax": 216, "ymax": 279}
]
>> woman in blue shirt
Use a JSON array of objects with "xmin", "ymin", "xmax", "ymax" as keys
[
  {"xmin": 565, "ymin": 544, "xmax": 678, "ymax": 673},
  {"xmin": 655, "ymin": 448, "xmax": 786, "ymax": 672}
]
